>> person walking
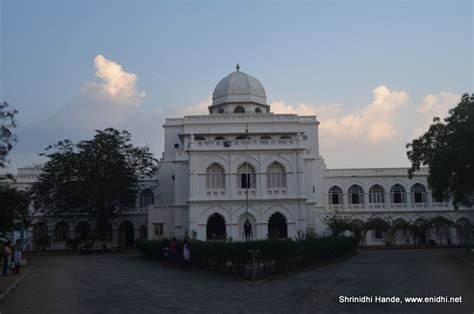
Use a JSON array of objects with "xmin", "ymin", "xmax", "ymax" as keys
[
  {"xmin": 181, "ymin": 240, "xmax": 190, "ymax": 271},
  {"xmin": 2, "ymin": 241, "xmax": 12, "ymax": 276}
]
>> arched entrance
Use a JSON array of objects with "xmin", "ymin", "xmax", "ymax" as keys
[
  {"xmin": 268, "ymin": 212, "xmax": 287, "ymax": 238},
  {"xmin": 206, "ymin": 213, "xmax": 226, "ymax": 240},
  {"xmin": 238, "ymin": 213, "xmax": 256, "ymax": 241},
  {"xmin": 119, "ymin": 221, "xmax": 135, "ymax": 247}
]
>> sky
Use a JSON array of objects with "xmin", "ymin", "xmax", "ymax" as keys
[{"xmin": 1, "ymin": 0, "xmax": 472, "ymax": 171}]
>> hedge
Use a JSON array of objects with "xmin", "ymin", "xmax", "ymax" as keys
[{"xmin": 136, "ymin": 236, "xmax": 358, "ymax": 279}]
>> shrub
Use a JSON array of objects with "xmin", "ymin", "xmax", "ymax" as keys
[{"xmin": 136, "ymin": 236, "xmax": 358, "ymax": 278}]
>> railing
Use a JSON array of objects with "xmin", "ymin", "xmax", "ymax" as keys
[{"xmin": 193, "ymin": 139, "xmax": 296, "ymax": 150}]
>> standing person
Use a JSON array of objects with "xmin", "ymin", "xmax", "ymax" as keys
[
  {"xmin": 162, "ymin": 247, "xmax": 169, "ymax": 268},
  {"xmin": 12, "ymin": 244, "xmax": 22, "ymax": 275},
  {"xmin": 2, "ymin": 241, "xmax": 12, "ymax": 276},
  {"xmin": 244, "ymin": 219, "xmax": 252, "ymax": 241},
  {"xmin": 169, "ymin": 237, "xmax": 177, "ymax": 266},
  {"xmin": 181, "ymin": 240, "xmax": 190, "ymax": 271}
]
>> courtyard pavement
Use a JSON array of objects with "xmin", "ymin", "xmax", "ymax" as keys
[{"xmin": 0, "ymin": 249, "xmax": 472, "ymax": 314}]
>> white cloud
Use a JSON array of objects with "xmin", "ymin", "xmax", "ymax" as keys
[
  {"xmin": 412, "ymin": 92, "xmax": 459, "ymax": 137},
  {"xmin": 272, "ymin": 85, "xmax": 410, "ymax": 143}
]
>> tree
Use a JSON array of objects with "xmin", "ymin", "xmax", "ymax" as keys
[
  {"xmin": 323, "ymin": 215, "xmax": 362, "ymax": 240},
  {"xmin": 407, "ymin": 94, "xmax": 474, "ymax": 209},
  {"xmin": 0, "ymin": 186, "xmax": 30, "ymax": 236},
  {"xmin": 362, "ymin": 216, "xmax": 390, "ymax": 242},
  {"xmin": 0, "ymin": 101, "xmax": 18, "ymax": 169},
  {"xmin": 428, "ymin": 216, "xmax": 453, "ymax": 246},
  {"xmin": 31, "ymin": 128, "xmax": 158, "ymax": 240}
]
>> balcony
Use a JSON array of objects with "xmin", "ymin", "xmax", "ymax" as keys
[{"xmin": 191, "ymin": 139, "xmax": 300, "ymax": 151}]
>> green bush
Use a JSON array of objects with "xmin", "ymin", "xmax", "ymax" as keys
[{"xmin": 136, "ymin": 236, "xmax": 358, "ymax": 278}]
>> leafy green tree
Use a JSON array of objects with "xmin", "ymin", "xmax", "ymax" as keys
[
  {"xmin": 31, "ymin": 128, "xmax": 158, "ymax": 239},
  {"xmin": 0, "ymin": 186, "xmax": 30, "ymax": 236},
  {"xmin": 407, "ymin": 94, "xmax": 474, "ymax": 209},
  {"xmin": 324, "ymin": 215, "xmax": 353, "ymax": 236},
  {"xmin": 362, "ymin": 216, "xmax": 390, "ymax": 242},
  {"xmin": 428, "ymin": 216, "xmax": 453, "ymax": 246},
  {"xmin": 0, "ymin": 101, "xmax": 18, "ymax": 169}
]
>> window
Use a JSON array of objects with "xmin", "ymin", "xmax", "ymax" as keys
[
  {"xmin": 390, "ymin": 184, "xmax": 406, "ymax": 204},
  {"xmin": 255, "ymin": 108, "xmax": 262, "ymax": 113},
  {"xmin": 99, "ymin": 222, "xmax": 113, "ymax": 241},
  {"xmin": 267, "ymin": 162, "xmax": 286, "ymax": 189},
  {"xmin": 260, "ymin": 135, "xmax": 272, "ymax": 140},
  {"xmin": 153, "ymin": 223, "xmax": 164, "ymax": 239},
  {"xmin": 348, "ymin": 185, "xmax": 364, "ymax": 204},
  {"xmin": 206, "ymin": 163, "xmax": 225, "ymax": 189},
  {"xmin": 411, "ymin": 183, "xmax": 427, "ymax": 203},
  {"xmin": 174, "ymin": 143, "xmax": 180, "ymax": 149},
  {"xmin": 369, "ymin": 185, "xmax": 385, "ymax": 203},
  {"xmin": 215, "ymin": 136, "xmax": 226, "ymax": 140},
  {"xmin": 328, "ymin": 186, "xmax": 343, "ymax": 205},
  {"xmin": 234, "ymin": 106, "xmax": 245, "ymax": 113},
  {"xmin": 218, "ymin": 108, "xmax": 224, "ymax": 113},
  {"xmin": 140, "ymin": 189, "xmax": 155, "ymax": 207},
  {"xmin": 237, "ymin": 163, "xmax": 256, "ymax": 189},
  {"xmin": 280, "ymin": 135, "xmax": 291, "ymax": 139},
  {"xmin": 194, "ymin": 135, "xmax": 206, "ymax": 140},
  {"xmin": 54, "ymin": 222, "xmax": 69, "ymax": 242}
]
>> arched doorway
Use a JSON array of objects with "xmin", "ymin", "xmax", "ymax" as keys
[
  {"xmin": 268, "ymin": 212, "xmax": 287, "ymax": 238},
  {"xmin": 206, "ymin": 213, "xmax": 226, "ymax": 240},
  {"xmin": 238, "ymin": 213, "xmax": 257, "ymax": 241},
  {"xmin": 119, "ymin": 221, "xmax": 135, "ymax": 247}
]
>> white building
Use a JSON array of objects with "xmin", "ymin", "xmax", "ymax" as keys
[
  {"xmin": 148, "ymin": 65, "xmax": 473, "ymax": 245},
  {"xmin": 7, "ymin": 65, "xmax": 474, "ymax": 248}
]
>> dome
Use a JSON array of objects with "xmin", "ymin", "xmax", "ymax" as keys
[{"xmin": 211, "ymin": 64, "xmax": 267, "ymax": 107}]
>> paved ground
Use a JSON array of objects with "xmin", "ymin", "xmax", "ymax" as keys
[{"xmin": 0, "ymin": 249, "xmax": 472, "ymax": 314}]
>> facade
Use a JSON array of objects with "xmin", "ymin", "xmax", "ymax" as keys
[
  {"xmin": 148, "ymin": 65, "xmax": 473, "ymax": 245},
  {"xmin": 5, "ymin": 65, "xmax": 474, "ymax": 248}
]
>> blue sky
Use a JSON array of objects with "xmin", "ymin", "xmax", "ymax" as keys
[{"xmin": 1, "ymin": 0, "xmax": 472, "ymax": 170}]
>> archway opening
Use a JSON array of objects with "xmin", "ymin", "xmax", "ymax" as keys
[
  {"xmin": 206, "ymin": 213, "xmax": 226, "ymax": 240},
  {"xmin": 268, "ymin": 212, "xmax": 287, "ymax": 238},
  {"xmin": 119, "ymin": 221, "xmax": 135, "ymax": 247}
]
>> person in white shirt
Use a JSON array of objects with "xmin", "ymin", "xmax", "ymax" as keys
[{"xmin": 181, "ymin": 240, "xmax": 190, "ymax": 271}]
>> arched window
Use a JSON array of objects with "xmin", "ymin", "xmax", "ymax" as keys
[
  {"xmin": 215, "ymin": 136, "xmax": 225, "ymax": 140},
  {"xmin": 206, "ymin": 163, "xmax": 225, "ymax": 189},
  {"xmin": 234, "ymin": 106, "xmax": 245, "ymax": 113},
  {"xmin": 260, "ymin": 135, "xmax": 271, "ymax": 140},
  {"xmin": 255, "ymin": 108, "xmax": 262, "ymax": 113},
  {"xmin": 237, "ymin": 162, "xmax": 256, "ymax": 189},
  {"xmin": 267, "ymin": 162, "xmax": 286, "ymax": 189},
  {"xmin": 411, "ymin": 183, "xmax": 427, "ymax": 203},
  {"xmin": 369, "ymin": 184, "xmax": 385, "ymax": 204},
  {"xmin": 280, "ymin": 135, "xmax": 291, "ymax": 139},
  {"xmin": 140, "ymin": 189, "xmax": 155, "ymax": 207},
  {"xmin": 390, "ymin": 184, "xmax": 406, "ymax": 204},
  {"xmin": 328, "ymin": 186, "xmax": 343, "ymax": 205},
  {"xmin": 194, "ymin": 135, "xmax": 206, "ymax": 141},
  {"xmin": 76, "ymin": 221, "xmax": 91, "ymax": 241},
  {"xmin": 34, "ymin": 222, "xmax": 49, "ymax": 241},
  {"xmin": 348, "ymin": 184, "xmax": 364, "ymax": 204},
  {"xmin": 218, "ymin": 108, "xmax": 224, "ymax": 113},
  {"xmin": 54, "ymin": 221, "xmax": 69, "ymax": 242}
]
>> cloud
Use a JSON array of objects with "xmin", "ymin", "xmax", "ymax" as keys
[
  {"xmin": 272, "ymin": 85, "xmax": 410, "ymax": 143},
  {"xmin": 412, "ymin": 92, "xmax": 459, "ymax": 137}
]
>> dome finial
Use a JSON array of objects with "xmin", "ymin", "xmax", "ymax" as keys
[{"xmin": 236, "ymin": 62, "xmax": 240, "ymax": 71}]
